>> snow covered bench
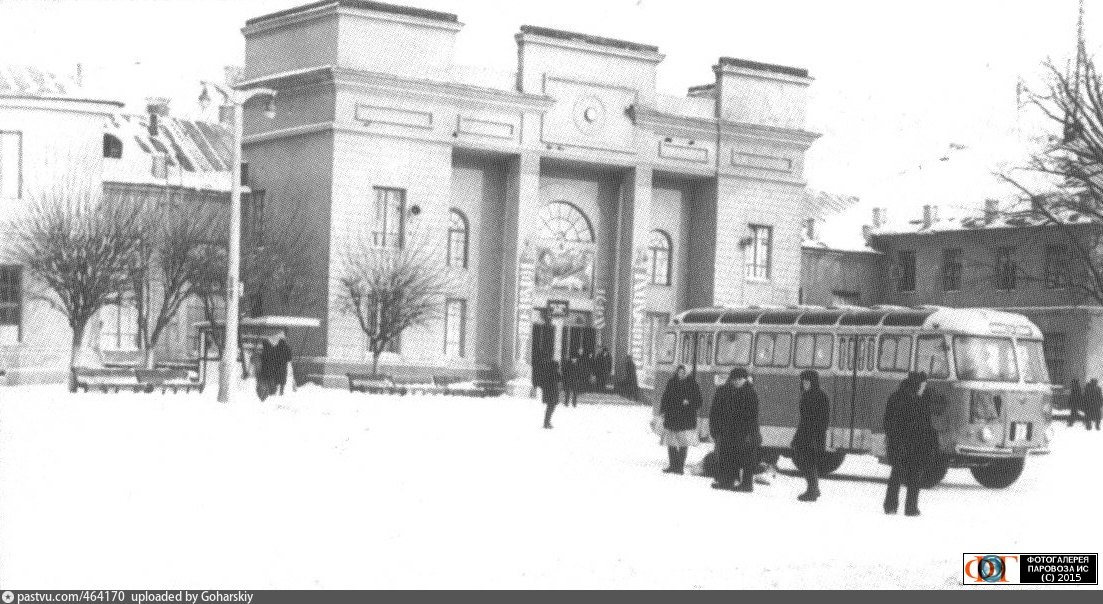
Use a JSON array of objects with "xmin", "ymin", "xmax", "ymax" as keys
[
  {"xmin": 74, "ymin": 367, "xmax": 203, "ymax": 394},
  {"xmin": 135, "ymin": 368, "xmax": 204, "ymax": 394},
  {"xmin": 347, "ymin": 373, "xmax": 404, "ymax": 395}
]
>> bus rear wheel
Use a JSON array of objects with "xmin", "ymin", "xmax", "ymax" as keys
[
  {"xmin": 970, "ymin": 458, "xmax": 1025, "ymax": 489},
  {"xmin": 819, "ymin": 451, "xmax": 846, "ymax": 476}
]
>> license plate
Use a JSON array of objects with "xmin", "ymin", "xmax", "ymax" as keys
[{"xmin": 1009, "ymin": 422, "xmax": 1032, "ymax": 442}]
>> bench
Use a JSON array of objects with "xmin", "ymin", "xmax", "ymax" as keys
[
  {"xmin": 74, "ymin": 366, "xmax": 204, "ymax": 394},
  {"xmin": 347, "ymin": 373, "xmax": 403, "ymax": 395}
]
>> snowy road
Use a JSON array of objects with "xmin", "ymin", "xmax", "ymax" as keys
[{"xmin": 0, "ymin": 385, "xmax": 1100, "ymax": 589}]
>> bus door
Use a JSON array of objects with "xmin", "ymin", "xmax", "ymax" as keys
[{"xmin": 832, "ymin": 334, "xmax": 876, "ymax": 451}]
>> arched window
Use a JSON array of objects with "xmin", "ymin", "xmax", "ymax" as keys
[
  {"xmin": 537, "ymin": 201, "xmax": 594, "ymax": 243},
  {"xmin": 648, "ymin": 229, "xmax": 672, "ymax": 286},
  {"xmin": 447, "ymin": 209, "xmax": 469, "ymax": 268},
  {"xmin": 103, "ymin": 134, "xmax": 123, "ymax": 159}
]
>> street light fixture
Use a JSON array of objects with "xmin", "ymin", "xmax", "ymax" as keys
[{"xmin": 199, "ymin": 80, "xmax": 277, "ymax": 403}]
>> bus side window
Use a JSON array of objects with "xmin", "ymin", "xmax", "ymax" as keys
[
  {"xmin": 680, "ymin": 332, "xmax": 695, "ymax": 365},
  {"xmin": 659, "ymin": 332, "xmax": 676, "ymax": 364},
  {"xmin": 916, "ymin": 335, "xmax": 951, "ymax": 378},
  {"xmin": 838, "ymin": 336, "xmax": 849, "ymax": 370},
  {"xmin": 696, "ymin": 333, "xmax": 714, "ymax": 367},
  {"xmin": 866, "ymin": 336, "xmax": 876, "ymax": 371}
]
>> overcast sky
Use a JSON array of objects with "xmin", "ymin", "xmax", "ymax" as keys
[{"xmin": 1, "ymin": 0, "xmax": 1097, "ymax": 220}]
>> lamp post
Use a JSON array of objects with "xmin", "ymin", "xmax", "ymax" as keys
[{"xmin": 199, "ymin": 82, "xmax": 276, "ymax": 403}]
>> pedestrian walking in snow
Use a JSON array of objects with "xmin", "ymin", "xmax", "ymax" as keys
[
  {"xmin": 564, "ymin": 350, "xmax": 582, "ymax": 407},
  {"xmin": 581, "ymin": 349, "xmax": 595, "ymax": 392},
  {"xmin": 620, "ymin": 355, "xmax": 639, "ymax": 401},
  {"xmin": 792, "ymin": 369, "xmax": 830, "ymax": 502},
  {"xmin": 1087, "ymin": 378, "xmax": 1103, "ymax": 430},
  {"xmin": 540, "ymin": 359, "xmax": 561, "ymax": 429},
  {"xmin": 659, "ymin": 365, "xmax": 702, "ymax": 474},
  {"xmin": 883, "ymin": 372, "xmax": 938, "ymax": 516},
  {"xmin": 1067, "ymin": 379, "xmax": 1083, "ymax": 428},
  {"xmin": 273, "ymin": 334, "xmax": 293, "ymax": 396},
  {"xmin": 709, "ymin": 367, "xmax": 761, "ymax": 492},
  {"xmin": 255, "ymin": 339, "xmax": 275, "ymax": 401}
]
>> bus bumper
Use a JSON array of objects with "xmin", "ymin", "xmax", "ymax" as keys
[{"xmin": 955, "ymin": 445, "xmax": 1050, "ymax": 458}]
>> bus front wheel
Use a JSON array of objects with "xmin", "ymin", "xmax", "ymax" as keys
[
  {"xmin": 819, "ymin": 451, "xmax": 846, "ymax": 476},
  {"xmin": 970, "ymin": 458, "xmax": 1025, "ymax": 489}
]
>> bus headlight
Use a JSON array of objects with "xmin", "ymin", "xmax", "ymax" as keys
[{"xmin": 978, "ymin": 426, "xmax": 996, "ymax": 443}]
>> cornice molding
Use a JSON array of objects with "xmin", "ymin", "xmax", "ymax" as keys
[
  {"xmin": 630, "ymin": 104, "xmax": 820, "ymax": 148},
  {"xmin": 515, "ymin": 32, "xmax": 665, "ymax": 64}
]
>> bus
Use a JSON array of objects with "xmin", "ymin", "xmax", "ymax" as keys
[{"xmin": 654, "ymin": 305, "xmax": 1054, "ymax": 489}]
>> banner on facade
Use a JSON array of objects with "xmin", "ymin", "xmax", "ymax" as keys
[{"xmin": 533, "ymin": 244, "xmax": 594, "ymax": 295}]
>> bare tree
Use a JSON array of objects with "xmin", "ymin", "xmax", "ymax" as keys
[
  {"xmin": 7, "ymin": 175, "xmax": 146, "ymax": 391},
  {"xmin": 1000, "ymin": 52, "xmax": 1103, "ymax": 304},
  {"xmin": 335, "ymin": 238, "xmax": 454, "ymax": 377}
]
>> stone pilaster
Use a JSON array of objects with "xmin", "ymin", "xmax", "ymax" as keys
[{"xmin": 500, "ymin": 152, "xmax": 541, "ymax": 383}]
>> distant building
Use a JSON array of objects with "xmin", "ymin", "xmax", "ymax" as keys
[
  {"xmin": 0, "ymin": 65, "xmax": 242, "ymax": 384},
  {"xmin": 238, "ymin": 0, "xmax": 820, "ymax": 388}
]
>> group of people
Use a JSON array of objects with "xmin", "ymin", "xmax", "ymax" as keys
[
  {"xmin": 252, "ymin": 333, "xmax": 294, "ymax": 401},
  {"xmin": 1066, "ymin": 378, "xmax": 1103, "ymax": 430},
  {"xmin": 656, "ymin": 365, "xmax": 940, "ymax": 516},
  {"xmin": 534, "ymin": 347, "xmax": 639, "ymax": 429}
]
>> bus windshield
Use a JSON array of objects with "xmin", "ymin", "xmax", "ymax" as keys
[
  {"xmin": 954, "ymin": 336, "xmax": 1019, "ymax": 382},
  {"xmin": 1017, "ymin": 339, "xmax": 1050, "ymax": 384}
]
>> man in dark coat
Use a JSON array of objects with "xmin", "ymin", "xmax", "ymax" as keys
[
  {"xmin": 541, "ymin": 359, "xmax": 561, "ymax": 429},
  {"xmin": 883, "ymin": 372, "xmax": 939, "ymax": 516},
  {"xmin": 660, "ymin": 365, "xmax": 703, "ymax": 474},
  {"xmin": 710, "ymin": 367, "xmax": 760, "ymax": 492},
  {"xmin": 620, "ymin": 355, "xmax": 640, "ymax": 401},
  {"xmin": 1087, "ymin": 378, "xmax": 1103, "ymax": 430},
  {"xmin": 273, "ymin": 334, "xmax": 292, "ymax": 395},
  {"xmin": 580, "ymin": 349, "xmax": 595, "ymax": 393},
  {"xmin": 564, "ymin": 351, "xmax": 582, "ymax": 408},
  {"xmin": 1067, "ymin": 379, "xmax": 1083, "ymax": 428},
  {"xmin": 255, "ymin": 339, "xmax": 274, "ymax": 401},
  {"xmin": 792, "ymin": 369, "xmax": 831, "ymax": 502}
]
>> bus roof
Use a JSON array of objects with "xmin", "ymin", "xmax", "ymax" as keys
[{"xmin": 671, "ymin": 305, "xmax": 1042, "ymax": 338}]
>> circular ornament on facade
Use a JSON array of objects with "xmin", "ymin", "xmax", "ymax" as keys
[{"xmin": 573, "ymin": 95, "xmax": 606, "ymax": 136}]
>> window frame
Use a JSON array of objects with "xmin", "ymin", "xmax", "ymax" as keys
[
  {"xmin": 753, "ymin": 331, "xmax": 792, "ymax": 368},
  {"xmin": 0, "ymin": 130, "xmax": 23, "ymax": 200},
  {"xmin": 0, "ymin": 265, "xmax": 22, "ymax": 341},
  {"xmin": 941, "ymin": 248, "xmax": 963, "ymax": 292},
  {"xmin": 447, "ymin": 208, "xmax": 469, "ymax": 269},
  {"xmin": 715, "ymin": 330, "xmax": 753, "ymax": 366},
  {"xmin": 994, "ymin": 246, "xmax": 1017, "ymax": 291},
  {"xmin": 915, "ymin": 334, "xmax": 951, "ymax": 379},
  {"xmin": 372, "ymin": 187, "xmax": 406, "ymax": 249},
  {"xmin": 897, "ymin": 250, "xmax": 916, "ymax": 292},
  {"xmin": 1044, "ymin": 244, "xmax": 1069, "ymax": 289},
  {"xmin": 745, "ymin": 224, "xmax": 773, "ymax": 281},
  {"xmin": 648, "ymin": 229, "xmax": 672, "ymax": 286},
  {"xmin": 877, "ymin": 334, "xmax": 914, "ymax": 373},
  {"xmin": 443, "ymin": 298, "xmax": 467, "ymax": 358},
  {"xmin": 794, "ymin": 332, "xmax": 834, "ymax": 369}
]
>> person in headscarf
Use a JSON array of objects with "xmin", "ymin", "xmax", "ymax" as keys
[
  {"xmin": 791, "ymin": 369, "xmax": 831, "ymax": 502},
  {"xmin": 709, "ymin": 367, "xmax": 761, "ymax": 492},
  {"xmin": 883, "ymin": 372, "xmax": 938, "ymax": 516},
  {"xmin": 659, "ymin": 365, "xmax": 702, "ymax": 474}
]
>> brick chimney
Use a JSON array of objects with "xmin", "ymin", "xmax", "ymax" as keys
[
  {"xmin": 872, "ymin": 207, "xmax": 886, "ymax": 228},
  {"xmin": 922, "ymin": 205, "xmax": 935, "ymax": 229},
  {"xmin": 805, "ymin": 217, "xmax": 816, "ymax": 240},
  {"xmin": 145, "ymin": 97, "xmax": 170, "ymax": 117},
  {"xmin": 985, "ymin": 199, "xmax": 1000, "ymax": 223},
  {"xmin": 861, "ymin": 224, "xmax": 872, "ymax": 242}
]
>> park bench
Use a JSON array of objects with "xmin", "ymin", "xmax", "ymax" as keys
[
  {"xmin": 74, "ymin": 364, "xmax": 204, "ymax": 394},
  {"xmin": 136, "ymin": 367, "xmax": 205, "ymax": 394},
  {"xmin": 347, "ymin": 373, "xmax": 402, "ymax": 395}
]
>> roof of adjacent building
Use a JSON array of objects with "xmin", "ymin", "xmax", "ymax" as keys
[
  {"xmin": 102, "ymin": 112, "xmax": 238, "ymax": 192},
  {"xmin": 801, "ymin": 190, "xmax": 880, "ymax": 254},
  {"xmin": 870, "ymin": 199, "xmax": 1099, "ymax": 238},
  {"xmin": 245, "ymin": 0, "xmax": 459, "ymax": 26},
  {"xmin": 518, "ymin": 25, "xmax": 660, "ymax": 54},
  {"xmin": 718, "ymin": 57, "xmax": 809, "ymax": 79},
  {"xmin": 0, "ymin": 64, "xmax": 122, "ymax": 106}
]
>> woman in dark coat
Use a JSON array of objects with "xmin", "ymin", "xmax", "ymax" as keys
[
  {"xmin": 541, "ymin": 359, "xmax": 561, "ymax": 429},
  {"xmin": 564, "ymin": 351, "xmax": 582, "ymax": 408},
  {"xmin": 792, "ymin": 369, "xmax": 831, "ymax": 502},
  {"xmin": 1066, "ymin": 379, "xmax": 1082, "ymax": 427},
  {"xmin": 273, "ymin": 334, "xmax": 292, "ymax": 395},
  {"xmin": 1086, "ymin": 378, "xmax": 1103, "ymax": 430},
  {"xmin": 709, "ymin": 367, "xmax": 761, "ymax": 492},
  {"xmin": 621, "ymin": 355, "xmax": 640, "ymax": 401},
  {"xmin": 659, "ymin": 365, "xmax": 702, "ymax": 474},
  {"xmin": 255, "ymin": 339, "xmax": 274, "ymax": 401},
  {"xmin": 883, "ymin": 372, "xmax": 938, "ymax": 516}
]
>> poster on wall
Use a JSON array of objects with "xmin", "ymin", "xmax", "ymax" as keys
[{"xmin": 533, "ymin": 244, "xmax": 594, "ymax": 295}]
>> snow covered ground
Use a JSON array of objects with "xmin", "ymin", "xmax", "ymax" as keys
[{"xmin": 0, "ymin": 383, "xmax": 1100, "ymax": 589}]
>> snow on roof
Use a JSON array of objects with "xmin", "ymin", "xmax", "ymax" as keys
[
  {"xmin": 802, "ymin": 189, "xmax": 879, "ymax": 253},
  {"xmin": 871, "ymin": 195, "xmax": 1098, "ymax": 237},
  {"xmin": 0, "ymin": 64, "xmax": 121, "ymax": 106},
  {"xmin": 101, "ymin": 112, "xmax": 240, "ymax": 192}
]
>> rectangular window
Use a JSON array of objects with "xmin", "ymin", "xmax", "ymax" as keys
[
  {"xmin": 0, "ymin": 131, "xmax": 22, "ymax": 199},
  {"xmin": 794, "ymin": 333, "xmax": 833, "ymax": 369},
  {"xmin": 1042, "ymin": 332, "xmax": 1067, "ymax": 385},
  {"xmin": 754, "ymin": 332, "xmax": 792, "ymax": 367},
  {"xmin": 942, "ymin": 248, "xmax": 962, "ymax": 291},
  {"xmin": 1044, "ymin": 244, "xmax": 1069, "ymax": 289},
  {"xmin": 444, "ymin": 299, "xmax": 466, "ymax": 358},
  {"xmin": 897, "ymin": 251, "xmax": 916, "ymax": 292},
  {"xmin": 995, "ymin": 247, "xmax": 1017, "ymax": 290},
  {"xmin": 877, "ymin": 334, "xmax": 913, "ymax": 372},
  {"xmin": 372, "ymin": 187, "xmax": 406, "ymax": 249},
  {"xmin": 101, "ymin": 304, "xmax": 139, "ymax": 352},
  {"xmin": 696, "ymin": 333, "xmax": 714, "ymax": 367},
  {"xmin": 715, "ymin": 331, "xmax": 753, "ymax": 366},
  {"xmin": 745, "ymin": 225, "xmax": 772, "ymax": 280},
  {"xmin": 643, "ymin": 313, "xmax": 671, "ymax": 368},
  {"xmin": 916, "ymin": 335, "xmax": 951, "ymax": 378},
  {"xmin": 680, "ymin": 332, "xmax": 696, "ymax": 365}
]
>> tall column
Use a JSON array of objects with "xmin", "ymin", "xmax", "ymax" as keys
[
  {"xmin": 499, "ymin": 152, "xmax": 541, "ymax": 386},
  {"xmin": 612, "ymin": 166, "xmax": 653, "ymax": 378}
]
